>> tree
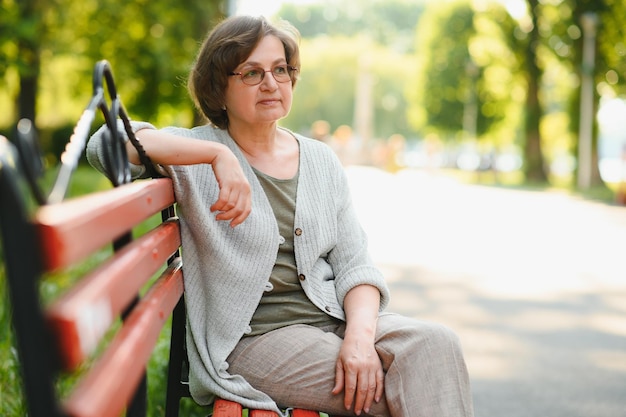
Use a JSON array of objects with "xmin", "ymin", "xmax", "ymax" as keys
[
  {"xmin": 409, "ymin": 1, "xmax": 475, "ymax": 139},
  {"xmin": 569, "ymin": 0, "xmax": 617, "ymax": 188},
  {"xmin": 1, "ymin": 0, "xmax": 225, "ymax": 136},
  {"xmin": 596, "ymin": 0, "xmax": 626, "ymax": 96},
  {"xmin": 528, "ymin": 0, "xmax": 626, "ymax": 188},
  {"xmin": 2, "ymin": 0, "xmax": 44, "ymax": 123},
  {"xmin": 77, "ymin": 0, "xmax": 224, "ymax": 123},
  {"xmin": 409, "ymin": 0, "xmax": 524, "ymax": 151},
  {"xmin": 521, "ymin": 0, "xmax": 548, "ymax": 182}
]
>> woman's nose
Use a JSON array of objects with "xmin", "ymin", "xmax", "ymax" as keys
[{"xmin": 260, "ymin": 72, "xmax": 278, "ymax": 90}]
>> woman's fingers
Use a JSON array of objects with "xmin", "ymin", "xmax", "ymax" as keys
[
  {"xmin": 208, "ymin": 145, "xmax": 252, "ymax": 226},
  {"xmin": 333, "ymin": 355, "xmax": 383, "ymax": 415},
  {"xmin": 211, "ymin": 186, "xmax": 251, "ymax": 227},
  {"xmin": 351, "ymin": 368, "xmax": 378, "ymax": 415}
]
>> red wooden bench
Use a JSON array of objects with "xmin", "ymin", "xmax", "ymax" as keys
[{"xmin": 0, "ymin": 61, "xmax": 328, "ymax": 417}]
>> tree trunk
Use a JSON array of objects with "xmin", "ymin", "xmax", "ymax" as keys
[
  {"xmin": 18, "ymin": 71, "xmax": 39, "ymax": 123},
  {"xmin": 571, "ymin": 4, "xmax": 606, "ymax": 189},
  {"xmin": 523, "ymin": 0, "xmax": 548, "ymax": 183},
  {"xmin": 17, "ymin": 0, "xmax": 41, "ymax": 126}
]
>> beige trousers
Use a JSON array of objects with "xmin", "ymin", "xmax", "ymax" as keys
[{"xmin": 226, "ymin": 313, "xmax": 474, "ymax": 417}]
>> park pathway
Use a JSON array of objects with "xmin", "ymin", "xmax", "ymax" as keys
[{"xmin": 346, "ymin": 166, "xmax": 626, "ymax": 417}]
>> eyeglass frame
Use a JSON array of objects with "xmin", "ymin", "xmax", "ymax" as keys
[{"xmin": 228, "ymin": 64, "xmax": 298, "ymax": 86}]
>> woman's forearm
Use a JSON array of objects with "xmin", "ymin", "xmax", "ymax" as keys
[
  {"xmin": 129, "ymin": 128, "xmax": 230, "ymax": 166},
  {"xmin": 343, "ymin": 284, "xmax": 380, "ymax": 340},
  {"xmin": 334, "ymin": 284, "xmax": 383, "ymax": 414},
  {"xmin": 129, "ymin": 128, "xmax": 251, "ymax": 227}
]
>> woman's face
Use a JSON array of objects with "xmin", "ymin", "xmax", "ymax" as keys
[{"xmin": 224, "ymin": 35, "xmax": 294, "ymax": 128}]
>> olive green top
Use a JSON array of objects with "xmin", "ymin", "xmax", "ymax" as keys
[{"xmin": 248, "ymin": 167, "xmax": 339, "ymax": 336}]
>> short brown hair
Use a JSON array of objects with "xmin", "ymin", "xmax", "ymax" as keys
[{"xmin": 188, "ymin": 15, "xmax": 301, "ymax": 129}]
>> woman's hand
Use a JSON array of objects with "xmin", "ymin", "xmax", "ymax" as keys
[
  {"xmin": 132, "ymin": 129, "xmax": 252, "ymax": 227},
  {"xmin": 333, "ymin": 333, "xmax": 384, "ymax": 415},
  {"xmin": 209, "ymin": 146, "xmax": 251, "ymax": 227},
  {"xmin": 332, "ymin": 284, "xmax": 384, "ymax": 415}
]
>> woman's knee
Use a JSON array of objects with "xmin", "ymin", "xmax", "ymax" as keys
[
  {"xmin": 423, "ymin": 322, "xmax": 463, "ymax": 352},
  {"xmin": 376, "ymin": 314, "xmax": 464, "ymax": 358}
]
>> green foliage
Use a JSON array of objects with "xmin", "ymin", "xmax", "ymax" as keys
[
  {"xmin": 76, "ymin": 0, "xmax": 211, "ymax": 121},
  {"xmin": 278, "ymin": 0, "xmax": 425, "ymax": 53},
  {"xmin": 1, "ymin": 0, "xmax": 225, "ymax": 130},
  {"xmin": 147, "ymin": 318, "xmax": 209, "ymax": 417},
  {"xmin": 408, "ymin": 0, "xmax": 527, "ymax": 147},
  {"xmin": 277, "ymin": 0, "xmax": 425, "ymax": 140},
  {"xmin": 284, "ymin": 36, "xmax": 358, "ymax": 134},
  {"xmin": 3, "ymin": 0, "xmax": 626, "ymax": 184},
  {"xmin": 284, "ymin": 36, "xmax": 417, "ymax": 140},
  {"xmin": 543, "ymin": 0, "xmax": 625, "ymax": 97},
  {"xmin": 409, "ymin": 1, "xmax": 475, "ymax": 137},
  {"xmin": 592, "ymin": 0, "xmax": 626, "ymax": 95},
  {"xmin": 0, "ymin": 269, "xmax": 28, "ymax": 417}
]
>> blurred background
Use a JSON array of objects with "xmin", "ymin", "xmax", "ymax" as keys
[
  {"xmin": 1, "ymin": 0, "xmax": 625, "ymax": 416},
  {"xmin": 3, "ymin": 0, "xmax": 626, "ymax": 194}
]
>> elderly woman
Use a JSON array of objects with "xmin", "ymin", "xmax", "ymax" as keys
[{"xmin": 87, "ymin": 15, "xmax": 473, "ymax": 417}]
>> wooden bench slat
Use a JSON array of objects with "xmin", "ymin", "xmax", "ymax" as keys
[
  {"xmin": 46, "ymin": 220, "xmax": 181, "ymax": 370},
  {"xmin": 213, "ymin": 398, "xmax": 243, "ymax": 417},
  {"xmin": 213, "ymin": 399, "xmax": 322, "ymax": 417},
  {"xmin": 62, "ymin": 260, "xmax": 183, "ymax": 417},
  {"xmin": 36, "ymin": 178, "xmax": 175, "ymax": 271},
  {"xmin": 292, "ymin": 409, "xmax": 322, "ymax": 416},
  {"xmin": 249, "ymin": 409, "xmax": 280, "ymax": 417}
]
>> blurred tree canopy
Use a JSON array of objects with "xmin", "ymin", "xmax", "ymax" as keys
[
  {"xmin": 283, "ymin": 35, "xmax": 417, "ymax": 140},
  {"xmin": 521, "ymin": 0, "xmax": 626, "ymax": 185},
  {"xmin": 277, "ymin": 0, "xmax": 425, "ymax": 140},
  {"xmin": 407, "ymin": 0, "xmax": 626, "ymax": 184},
  {"xmin": 278, "ymin": 0, "xmax": 423, "ymax": 53},
  {"xmin": 409, "ymin": 0, "xmax": 526, "ymax": 143},
  {"xmin": 2, "ymin": 0, "xmax": 626, "ymax": 187},
  {"xmin": 1, "ymin": 0, "xmax": 225, "ymax": 132}
]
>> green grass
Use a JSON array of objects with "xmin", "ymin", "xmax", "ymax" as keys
[{"xmin": 0, "ymin": 274, "xmax": 26, "ymax": 416}]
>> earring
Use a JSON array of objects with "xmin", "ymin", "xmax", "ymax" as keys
[{"xmin": 221, "ymin": 105, "xmax": 226, "ymax": 111}]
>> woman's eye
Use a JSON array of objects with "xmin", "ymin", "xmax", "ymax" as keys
[
  {"xmin": 244, "ymin": 68, "xmax": 261, "ymax": 78},
  {"xmin": 274, "ymin": 66, "xmax": 288, "ymax": 74}
]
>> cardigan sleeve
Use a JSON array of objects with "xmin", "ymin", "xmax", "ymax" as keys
[
  {"xmin": 294, "ymin": 135, "xmax": 390, "ymax": 313},
  {"xmin": 328, "ymin": 157, "xmax": 391, "ymax": 311}
]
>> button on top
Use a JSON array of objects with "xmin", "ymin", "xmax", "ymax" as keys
[
  {"xmin": 294, "ymin": 228, "xmax": 303, "ymax": 236},
  {"xmin": 298, "ymin": 274, "xmax": 306, "ymax": 281}
]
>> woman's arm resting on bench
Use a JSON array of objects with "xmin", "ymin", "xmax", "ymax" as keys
[{"xmin": 130, "ymin": 128, "xmax": 251, "ymax": 227}]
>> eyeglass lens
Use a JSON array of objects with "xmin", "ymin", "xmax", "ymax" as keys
[{"xmin": 239, "ymin": 65, "xmax": 294, "ymax": 85}]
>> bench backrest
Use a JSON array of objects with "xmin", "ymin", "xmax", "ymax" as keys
[{"xmin": 0, "ymin": 134, "xmax": 188, "ymax": 417}]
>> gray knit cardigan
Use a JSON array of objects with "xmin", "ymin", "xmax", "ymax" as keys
[{"xmin": 86, "ymin": 122, "xmax": 390, "ymax": 416}]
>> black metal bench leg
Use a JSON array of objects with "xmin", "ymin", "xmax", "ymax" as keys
[{"xmin": 165, "ymin": 297, "xmax": 188, "ymax": 417}]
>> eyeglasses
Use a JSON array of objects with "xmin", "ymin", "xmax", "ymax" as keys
[{"xmin": 229, "ymin": 65, "xmax": 297, "ymax": 86}]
